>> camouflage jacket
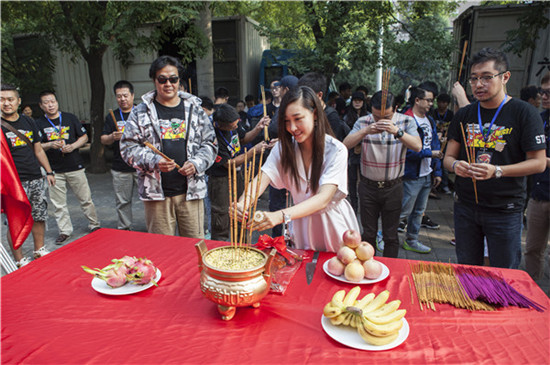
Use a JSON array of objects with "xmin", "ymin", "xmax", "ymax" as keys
[{"xmin": 120, "ymin": 90, "xmax": 217, "ymax": 201}]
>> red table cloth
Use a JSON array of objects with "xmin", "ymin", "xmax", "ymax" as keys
[{"xmin": 2, "ymin": 229, "xmax": 549, "ymax": 364}]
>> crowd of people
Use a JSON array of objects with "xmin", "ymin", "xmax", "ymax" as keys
[{"xmin": 2, "ymin": 48, "xmax": 548, "ymax": 281}]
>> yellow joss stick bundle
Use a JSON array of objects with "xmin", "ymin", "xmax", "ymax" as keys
[
  {"xmin": 232, "ymin": 161, "xmax": 238, "ymax": 249},
  {"xmin": 188, "ymin": 78, "xmax": 192, "ymax": 94},
  {"xmin": 228, "ymin": 159, "xmax": 233, "ymax": 245},
  {"xmin": 460, "ymin": 123, "xmax": 478, "ymax": 204},
  {"xmin": 458, "ymin": 40, "xmax": 468, "ymax": 81},
  {"xmin": 246, "ymin": 151, "xmax": 256, "ymax": 246},
  {"xmin": 239, "ymin": 150, "xmax": 250, "ymax": 247},
  {"xmin": 249, "ymin": 147, "xmax": 265, "ymax": 244},
  {"xmin": 261, "ymin": 85, "xmax": 269, "ymax": 141}
]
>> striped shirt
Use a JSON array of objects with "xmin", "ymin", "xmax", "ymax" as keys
[{"xmin": 350, "ymin": 112, "xmax": 418, "ymax": 181}]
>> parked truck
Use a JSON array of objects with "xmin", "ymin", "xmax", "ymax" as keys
[{"xmin": 453, "ymin": 3, "xmax": 550, "ymax": 97}]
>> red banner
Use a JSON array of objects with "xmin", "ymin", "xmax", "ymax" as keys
[{"xmin": 1, "ymin": 131, "xmax": 33, "ymax": 249}]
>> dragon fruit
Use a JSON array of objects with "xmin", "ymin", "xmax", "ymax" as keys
[
  {"xmin": 112, "ymin": 255, "xmax": 137, "ymax": 267},
  {"xmin": 126, "ymin": 257, "xmax": 158, "ymax": 286},
  {"xmin": 82, "ymin": 262, "xmax": 128, "ymax": 288}
]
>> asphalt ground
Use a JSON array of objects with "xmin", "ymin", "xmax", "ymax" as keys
[{"xmin": 2, "ymin": 147, "xmax": 548, "ymax": 296}]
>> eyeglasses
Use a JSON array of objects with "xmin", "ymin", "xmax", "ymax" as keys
[
  {"xmin": 468, "ymin": 71, "xmax": 506, "ymax": 85},
  {"xmin": 156, "ymin": 76, "xmax": 179, "ymax": 84},
  {"xmin": 540, "ymin": 88, "xmax": 550, "ymax": 97}
]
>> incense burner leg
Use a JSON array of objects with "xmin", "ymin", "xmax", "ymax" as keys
[
  {"xmin": 218, "ymin": 305, "xmax": 236, "ymax": 321},
  {"xmin": 251, "ymin": 302, "xmax": 260, "ymax": 308}
]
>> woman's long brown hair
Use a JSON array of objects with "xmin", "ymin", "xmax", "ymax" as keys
[{"xmin": 277, "ymin": 86, "xmax": 333, "ymax": 194}]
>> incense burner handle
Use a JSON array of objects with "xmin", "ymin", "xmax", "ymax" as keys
[
  {"xmin": 263, "ymin": 248, "xmax": 277, "ymax": 278},
  {"xmin": 195, "ymin": 240, "xmax": 207, "ymax": 274}
]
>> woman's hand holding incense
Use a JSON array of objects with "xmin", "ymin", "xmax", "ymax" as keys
[
  {"xmin": 469, "ymin": 163, "xmax": 497, "ymax": 180},
  {"xmin": 159, "ymin": 158, "xmax": 177, "ymax": 172},
  {"xmin": 249, "ymin": 210, "xmax": 281, "ymax": 232}
]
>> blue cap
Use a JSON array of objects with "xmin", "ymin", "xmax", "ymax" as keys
[{"xmin": 274, "ymin": 75, "xmax": 299, "ymax": 89}]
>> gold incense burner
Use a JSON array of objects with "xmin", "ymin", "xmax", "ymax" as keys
[{"xmin": 195, "ymin": 240, "xmax": 276, "ymax": 320}]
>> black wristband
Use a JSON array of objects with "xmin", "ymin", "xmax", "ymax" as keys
[{"xmin": 46, "ymin": 172, "xmax": 55, "ymax": 176}]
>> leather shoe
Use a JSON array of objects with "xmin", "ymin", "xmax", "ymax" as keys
[{"xmin": 55, "ymin": 234, "xmax": 70, "ymax": 244}]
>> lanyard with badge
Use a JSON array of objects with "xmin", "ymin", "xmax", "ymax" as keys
[
  {"xmin": 475, "ymin": 95, "xmax": 507, "ymax": 163},
  {"xmin": 118, "ymin": 107, "xmax": 133, "ymax": 132},
  {"xmin": 45, "ymin": 112, "xmax": 63, "ymax": 140}
]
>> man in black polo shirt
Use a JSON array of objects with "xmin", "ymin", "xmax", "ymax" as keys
[
  {"xmin": 36, "ymin": 90, "xmax": 100, "ymax": 244},
  {"xmin": 1, "ymin": 84, "xmax": 56, "ymax": 267},
  {"xmin": 101, "ymin": 80, "xmax": 138, "ymax": 230}
]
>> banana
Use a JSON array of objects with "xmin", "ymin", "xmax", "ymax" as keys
[
  {"xmin": 365, "ymin": 309, "xmax": 406, "ymax": 325},
  {"xmin": 358, "ymin": 324, "xmax": 400, "ymax": 346},
  {"xmin": 368, "ymin": 300, "xmax": 401, "ymax": 317},
  {"xmin": 323, "ymin": 302, "xmax": 343, "ymax": 318},
  {"xmin": 343, "ymin": 286, "xmax": 361, "ymax": 306},
  {"xmin": 342, "ymin": 312, "xmax": 354, "ymax": 327},
  {"xmin": 331, "ymin": 290, "xmax": 346, "ymax": 308},
  {"xmin": 360, "ymin": 317, "xmax": 403, "ymax": 337},
  {"xmin": 330, "ymin": 312, "xmax": 348, "ymax": 326},
  {"xmin": 362, "ymin": 290, "xmax": 390, "ymax": 314},
  {"xmin": 355, "ymin": 292, "xmax": 376, "ymax": 310}
]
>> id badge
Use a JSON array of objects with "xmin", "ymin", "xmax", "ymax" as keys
[{"xmin": 476, "ymin": 149, "xmax": 493, "ymax": 164}]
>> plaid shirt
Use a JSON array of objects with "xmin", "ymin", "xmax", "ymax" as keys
[{"xmin": 349, "ymin": 112, "xmax": 418, "ymax": 181}]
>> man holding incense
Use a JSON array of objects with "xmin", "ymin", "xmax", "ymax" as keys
[
  {"xmin": 121, "ymin": 55, "xmax": 217, "ymax": 238},
  {"xmin": 444, "ymin": 48, "xmax": 546, "ymax": 269},
  {"xmin": 207, "ymin": 104, "xmax": 270, "ymax": 241},
  {"xmin": 101, "ymin": 80, "xmax": 138, "ymax": 231},
  {"xmin": 344, "ymin": 91, "xmax": 421, "ymax": 258}
]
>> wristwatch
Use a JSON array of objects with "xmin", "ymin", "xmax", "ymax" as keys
[
  {"xmin": 282, "ymin": 211, "xmax": 291, "ymax": 225},
  {"xmin": 494, "ymin": 165, "xmax": 503, "ymax": 179},
  {"xmin": 394, "ymin": 128, "xmax": 404, "ymax": 139}
]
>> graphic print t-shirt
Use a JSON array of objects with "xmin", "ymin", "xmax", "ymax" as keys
[
  {"xmin": 448, "ymin": 98, "xmax": 545, "ymax": 211},
  {"xmin": 1, "ymin": 115, "xmax": 43, "ymax": 181},
  {"xmin": 35, "ymin": 112, "xmax": 87, "ymax": 173},
  {"xmin": 154, "ymin": 99, "xmax": 188, "ymax": 197},
  {"xmin": 102, "ymin": 108, "xmax": 135, "ymax": 172},
  {"xmin": 208, "ymin": 125, "xmax": 246, "ymax": 177}
]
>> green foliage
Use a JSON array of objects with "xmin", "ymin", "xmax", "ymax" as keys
[
  {"xmin": 213, "ymin": 1, "xmax": 459, "ymax": 93},
  {"xmin": 501, "ymin": 2, "xmax": 550, "ymax": 56}
]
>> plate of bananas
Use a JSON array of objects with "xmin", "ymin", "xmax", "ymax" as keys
[{"xmin": 321, "ymin": 287, "xmax": 410, "ymax": 351}]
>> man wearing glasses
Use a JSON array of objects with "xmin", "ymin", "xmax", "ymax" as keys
[
  {"xmin": 398, "ymin": 84, "xmax": 442, "ymax": 254},
  {"xmin": 121, "ymin": 55, "xmax": 217, "ymax": 238},
  {"xmin": 444, "ymin": 48, "xmax": 546, "ymax": 269}
]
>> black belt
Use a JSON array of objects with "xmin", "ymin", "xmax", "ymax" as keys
[{"xmin": 362, "ymin": 176, "xmax": 403, "ymax": 189}]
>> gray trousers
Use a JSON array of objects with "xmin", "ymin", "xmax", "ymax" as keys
[
  {"xmin": 111, "ymin": 170, "xmax": 138, "ymax": 230},
  {"xmin": 524, "ymin": 198, "xmax": 550, "ymax": 280}
]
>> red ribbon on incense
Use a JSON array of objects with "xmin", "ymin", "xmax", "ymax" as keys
[{"xmin": 255, "ymin": 234, "xmax": 294, "ymax": 262}]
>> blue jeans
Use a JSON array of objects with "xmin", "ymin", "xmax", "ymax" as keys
[
  {"xmin": 400, "ymin": 175, "xmax": 432, "ymax": 242},
  {"xmin": 454, "ymin": 199, "xmax": 523, "ymax": 269}
]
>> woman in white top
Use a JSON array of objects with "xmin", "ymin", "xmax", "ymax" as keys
[{"xmin": 237, "ymin": 86, "xmax": 359, "ymax": 252}]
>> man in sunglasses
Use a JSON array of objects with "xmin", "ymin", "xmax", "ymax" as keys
[
  {"xmin": 121, "ymin": 55, "xmax": 217, "ymax": 238},
  {"xmin": 444, "ymin": 48, "xmax": 546, "ymax": 269}
]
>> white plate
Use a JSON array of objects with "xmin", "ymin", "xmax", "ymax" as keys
[
  {"xmin": 323, "ymin": 260, "xmax": 390, "ymax": 284},
  {"xmin": 91, "ymin": 269, "xmax": 162, "ymax": 295},
  {"xmin": 321, "ymin": 315, "xmax": 409, "ymax": 351}
]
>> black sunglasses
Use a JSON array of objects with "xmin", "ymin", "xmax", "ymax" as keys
[{"xmin": 156, "ymin": 76, "xmax": 180, "ymax": 84}]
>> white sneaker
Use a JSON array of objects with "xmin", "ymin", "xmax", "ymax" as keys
[
  {"xmin": 16, "ymin": 257, "xmax": 32, "ymax": 268},
  {"xmin": 33, "ymin": 246, "xmax": 50, "ymax": 259}
]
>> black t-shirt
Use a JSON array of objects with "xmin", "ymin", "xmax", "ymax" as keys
[
  {"xmin": 208, "ymin": 125, "xmax": 247, "ymax": 177},
  {"xmin": 325, "ymin": 106, "xmax": 350, "ymax": 142},
  {"xmin": 102, "ymin": 108, "xmax": 135, "ymax": 172},
  {"xmin": 35, "ymin": 112, "xmax": 86, "ymax": 173},
  {"xmin": 448, "ymin": 98, "xmax": 545, "ymax": 211},
  {"xmin": 1, "ymin": 115, "xmax": 43, "ymax": 181},
  {"xmin": 154, "ymin": 99, "xmax": 188, "ymax": 197}
]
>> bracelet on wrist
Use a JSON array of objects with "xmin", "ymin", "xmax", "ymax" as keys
[{"xmin": 451, "ymin": 160, "xmax": 459, "ymax": 171}]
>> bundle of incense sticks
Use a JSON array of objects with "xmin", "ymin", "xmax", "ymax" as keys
[
  {"xmin": 410, "ymin": 262, "xmax": 494, "ymax": 311},
  {"xmin": 460, "ymin": 123, "xmax": 478, "ymax": 204},
  {"xmin": 380, "ymin": 69, "xmax": 391, "ymax": 116},
  {"xmin": 458, "ymin": 40, "xmax": 468, "ymax": 81},
  {"xmin": 143, "ymin": 141, "xmax": 181, "ymax": 169},
  {"xmin": 228, "ymin": 147, "xmax": 265, "ymax": 251},
  {"xmin": 410, "ymin": 262, "xmax": 545, "ymax": 312},
  {"xmin": 260, "ymin": 85, "xmax": 269, "ymax": 142}
]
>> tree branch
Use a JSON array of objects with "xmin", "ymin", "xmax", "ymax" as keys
[{"xmin": 59, "ymin": 2, "xmax": 89, "ymax": 59}]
